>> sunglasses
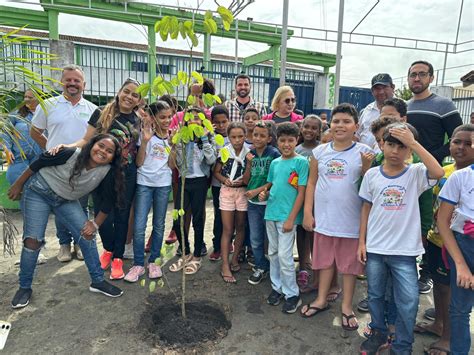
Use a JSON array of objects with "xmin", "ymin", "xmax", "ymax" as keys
[{"xmin": 284, "ymin": 97, "xmax": 296, "ymax": 105}]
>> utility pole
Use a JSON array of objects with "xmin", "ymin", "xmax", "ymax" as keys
[
  {"xmin": 334, "ymin": 0, "xmax": 344, "ymax": 105},
  {"xmin": 280, "ymin": 0, "xmax": 289, "ymax": 86}
]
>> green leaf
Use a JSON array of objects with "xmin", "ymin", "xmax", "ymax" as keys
[
  {"xmin": 170, "ymin": 16, "xmax": 179, "ymax": 32},
  {"xmin": 140, "ymin": 279, "xmax": 146, "ymax": 287},
  {"xmin": 172, "ymin": 133, "xmax": 181, "ymax": 145},
  {"xmin": 172, "ymin": 209, "xmax": 179, "ymax": 220},
  {"xmin": 170, "ymin": 77, "xmax": 180, "ymax": 86},
  {"xmin": 136, "ymin": 83, "xmax": 150, "ymax": 97},
  {"xmin": 208, "ymin": 18, "xmax": 218, "ymax": 33},
  {"xmin": 205, "ymin": 10, "xmax": 213, "ymax": 20},
  {"xmin": 191, "ymin": 71, "xmax": 204, "ymax": 85},
  {"xmin": 178, "ymin": 22, "xmax": 187, "ymax": 39},
  {"xmin": 159, "ymin": 30, "xmax": 168, "ymax": 42},
  {"xmin": 221, "ymin": 147, "xmax": 230, "ymax": 163},
  {"xmin": 181, "ymin": 126, "xmax": 192, "ymax": 143},
  {"xmin": 183, "ymin": 20, "xmax": 193, "ymax": 31},
  {"xmin": 189, "ymin": 31, "xmax": 199, "ymax": 47},
  {"xmin": 154, "ymin": 21, "xmax": 161, "ymax": 33},
  {"xmin": 177, "ymin": 71, "xmax": 188, "ymax": 85},
  {"xmin": 215, "ymin": 134, "xmax": 225, "ymax": 146},
  {"xmin": 184, "ymin": 112, "xmax": 194, "ymax": 122},
  {"xmin": 178, "ymin": 208, "xmax": 185, "ymax": 216},
  {"xmin": 165, "ymin": 146, "xmax": 171, "ymax": 154},
  {"xmin": 187, "ymin": 95, "xmax": 196, "ymax": 105},
  {"xmin": 213, "ymin": 94, "xmax": 222, "ymax": 104},
  {"xmin": 198, "ymin": 112, "xmax": 206, "ymax": 121},
  {"xmin": 203, "ymin": 93, "xmax": 214, "ymax": 107},
  {"xmin": 202, "ymin": 118, "xmax": 214, "ymax": 134},
  {"xmin": 223, "ymin": 20, "xmax": 231, "ymax": 31},
  {"xmin": 157, "ymin": 279, "xmax": 165, "ymax": 288},
  {"xmin": 149, "ymin": 281, "xmax": 156, "ymax": 293},
  {"xmin": 191, "ymin": 124, "xmax": 204, "ymax": 138},
  {"xmin": 162, "ymin": 80, "xmax": 175, "ymax": 94}
]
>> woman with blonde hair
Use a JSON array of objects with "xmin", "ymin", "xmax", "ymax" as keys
[{"xmin": 262, "ymin": 85, "xmax": 303, "ymax": 124}]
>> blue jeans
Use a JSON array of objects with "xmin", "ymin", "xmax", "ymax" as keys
[
  {"xmin": 55, "ymin": 194, "xmax": 89, "ymax": 245},
  {"xmin": 368, "ymin": 274, "xmax": 398, "ymax": 328},
  {"xmin": 248, "ymin": 203, "xmax": 269, "ymax": 271},
  {"xmin": 448, "ymin": 232, "xmax": 473, "ymax": 355},
  {"xmin": 266, "ymin": 220, "xmax": 298, "ymax": 299},
  {"xmin": 133, "ymin": 184, "xmax": 171, "ymax": 266},
  {"xmin": 366, "ymin": 253, "xmax": 419, "ymax": 354},
  {"xmin": 19, "ymin": 174, "xmax": 103, "ymax": 289}
]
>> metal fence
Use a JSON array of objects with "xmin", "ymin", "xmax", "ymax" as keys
[{"xmin": 452, "ymin": 88, "xmax": 474, "ymax": 124}]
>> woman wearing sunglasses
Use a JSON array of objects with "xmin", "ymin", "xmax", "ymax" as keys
[{"xmin": 263, "ymin": 86, "xmax": 303, "ymax": 124}]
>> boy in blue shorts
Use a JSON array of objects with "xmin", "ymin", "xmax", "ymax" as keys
[
  {"xmin": 260, "ymin": 122, "xmax": 309, "ymax": 313},
  {"xmin": 358, "ymin": 123, "xmax": 444, "ymax": 354}
]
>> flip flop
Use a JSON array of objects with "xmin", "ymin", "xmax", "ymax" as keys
[
  {"xmin": 414, "ymin": 322, "xmax": 443, "ymax": 337},
  {"xmin": 220, "ymin": 272, "xmax": 237, "ymax": 284},
  {"xmin": 300, "ymin": 303, "xmax": 330, "ymax": 318},
  {"xmin": 423, "ymin": 345, "xmax": 451, "ymax": 355},
  {"xmin": 341, "ymin": 313, "xmax": 359, "ymax": 331},
  {"xmin": 326, "ymin": 288, "xmax": 342, "ymax": 302}
]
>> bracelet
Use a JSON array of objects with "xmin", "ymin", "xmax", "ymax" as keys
[{"xmin": 91, "ymin": 220, "xmax": 99, "ymax": 230}]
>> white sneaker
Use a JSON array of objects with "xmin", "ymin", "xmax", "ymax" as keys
[
  {"xmin": 57, "ymin": 244, "xmax": 72, "ymax": 262},
  {"xmin": 74, "ymin": 244, "xmax": 84, "ymax": 260},
  {"xmin": 123, "ymin": 243, "xmax": 134, "ymax": 260}
]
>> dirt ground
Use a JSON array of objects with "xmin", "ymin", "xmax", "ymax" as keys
[{"xmin": 0, "ymin": 201, "xmax": 472, "ymax": 354}]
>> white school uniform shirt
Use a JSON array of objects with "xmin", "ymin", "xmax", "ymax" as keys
[
  {"xmin": 32, "ymin": 95, "xmax": 97, "ymax": 149},
  {"xmin": 137, "ymin": 135, "xmax": 172, "ymax": 187},
  {"xmin": 438, "ymin": 164, "xmax": 474, "ymax": 234},
  {"xmin": 313, "ymin": 142, "xmax": 374, "ymax": 238},
  {"xmin": 359, "ymin": 163, "xmax": 437, "ymax": 256}
]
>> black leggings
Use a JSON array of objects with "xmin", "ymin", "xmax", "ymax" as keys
[{"xmin": 173, "ymin": 177, "xmax": 208, "ymax": 258}]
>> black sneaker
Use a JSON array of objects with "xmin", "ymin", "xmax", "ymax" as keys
[
  {"xmin": 357, "ymin": 296, "xmax": 369, "ymax": 312},
  {"xmin": 418, "ymin": 275, "xmax": 433, "ymax": 294},
  {"xmin": 11, "ymin": 288, "xmax": 32, "ymax": 309},
  {"xmin": 282, "ymin": 295, "xmax": 302, "ymax": 314},
  {"xmin": 248, "ymin": 269, "xmax": 268, "ymax": 285},
  {"xmin": 201, "ymin": 243, "xmax": 208, "ymax": 256},
  {"xmin": 89, "ymin": 280, "xmax": 123, "ymax": 298},
  {"xmin": 360, "ymin": 329, "xmax": 389, "ymax": 354},
  {"xmin": 424, "ymin": 307, "xmax": 436, "ymax": 321},
  {"xmin": 267, "ymin": 290, "xmax": 284, "ymax": 306}
]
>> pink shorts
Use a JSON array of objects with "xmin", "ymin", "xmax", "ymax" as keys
[
  {"xmin": 219, "ymin": 186, "xmax": 248, "ymax": 212},
  {"xmin": 312, "ymin": 232, "xmax": 364, "ymax": 275}
]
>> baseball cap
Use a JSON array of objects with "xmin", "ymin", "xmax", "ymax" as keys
[{"xmin": 371, "ymin": 73, "xmax": 393, "ymax": 88}]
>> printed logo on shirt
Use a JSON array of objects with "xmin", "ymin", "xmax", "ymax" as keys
[
  {"xmin": 325, "ymin": 159, "xmax": 347, "ymax": 179},
  {"xmin": 151, "ymin": 143, "xmax": 168, "ymax": 160},
  {"xmin": 380, "ymin": 185, "xmax": 406, "ymax": 210},
  {"xmin": 251, "ymin": 157, "xmax": 273, "ymax": 176}
]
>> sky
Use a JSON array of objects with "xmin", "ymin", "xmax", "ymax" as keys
[{"xmin": 2, "ymin": 0, "xmax": 473, "ymax": 88}]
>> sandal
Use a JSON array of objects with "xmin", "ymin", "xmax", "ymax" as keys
[
  {"xmin": 300, "ymin": 303, "xmax": 330, "ymax": 318},
  {"xmin": 341, "ymin": 313, "xmax": 359, "ymax": 331},
  {"xmin": 184, "ymin": 259, "xmax": 202, "ymax": 275},
  {"xmin": 169, "ymin": 255, "xmax": 191, "ymax": 272},
  {"xmin": 326, "ymin": 288, "xmax": 342, "ymax": 302},
  {"xmin": 230, "ymin": 263, "xmax": 241, "ymax": 273},
  {"xmin": 220, "ymin": 272, "xmax": 237, "ymax": 284},
  {"xmin": 414, "ymin": 322, "xmax": 443, "ymax": 337},
  {"xmin": 297, "ymin": 270, "xmax": 310, "ymax": 287}
]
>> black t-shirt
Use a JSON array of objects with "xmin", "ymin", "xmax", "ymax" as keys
[
  {"xmin": 88, "ymin": 109, "xmax": 139, "ymax": 165},
  {"xmin": 236, "ymin": 100, "xmax": 249, "ymax": 111},
  {"xmin": 271, "ymin": 112, "xmax": 292, "ymax": 124}
]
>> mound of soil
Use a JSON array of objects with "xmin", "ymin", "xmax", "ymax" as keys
[{"xmin": 141, "ymin": 296, "xmax": 231, "ymax": 349}]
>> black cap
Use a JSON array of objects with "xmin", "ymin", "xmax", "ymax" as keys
[{"xmin": 371, "ymin": 73, "xmax": 393, "ymax": 88}]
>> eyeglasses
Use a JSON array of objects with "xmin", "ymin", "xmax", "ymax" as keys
[
  {"xmin": 284, "ymin": 97, "xmax": 296, "ymax": 104},
  {"xmin": 408, "ymin": 72, "xmax": 430, "ymax": 79}
]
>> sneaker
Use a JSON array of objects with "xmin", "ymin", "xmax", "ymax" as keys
[
  {"xmin": 201, "ymin": 243, "xmax": 208, "ymax": 256},
  {"xmin": 424, "ymin": 307, "xmax": 436, "ymax": 321},
  {"xmin": 124, "ymin": 265, "xmax": 145, "ymax": 283},
  {"xmin": 165, "ymin": 230, "xmax": 178, "ymax": 244},
  {"xmin": 176, "ymin": 245, "xmax": 182, "ymax": 257},
  {"xmin": 209, "ymin": 250, "xmax": 221, "ymax": 261},
  {"xmin": 57, "ymin": 244, "xmax": 72, "ymax": 262},
  {"xmin": 123, "ymin": 243, "xmax": 134, "ymax": 260},
  {"xmin": 148, "ymin": 263, "xmax": 162, "ymax": 279},
  {"xmin": 110, "ymin": 258, "xmax": 125, "ymax": 280},
  {"xmin": 357, "ymin": 297, "xmax": 369, "ymax": 312},
  {"xmin": 145, "ymin": 236, "xmax": 152, "ymax": 253},
  {"xmin": 267, "ymin": 290, "xmax": 284, "ymax": 306},
  {"xmin": 360, "ymin": 329, "xmax": 389, "ymax": 354},
  {"xmin": 89, "ymin": 280, "xmax": 123, "ymax": 298},
  {"xmin": 74, "ymin": 244, "xmax": 84, "ymax": 260},
  {"xmin": 418, "ymin": 275, "xmax": 433, "ymax": 294},
  {"xmin": 248, "ymin": 268, "xmax": 268, "ymax": 285},
  {"xmin": 100, "ymin": 250, "xmax": 113, "ymax": 270},
  {"xmin": 11, "ymin": 288, "xmax": 32, "ymax": 309},
  {"xmin": 282, "ymin": 295, "xmax": 302, "ymax": 314}
]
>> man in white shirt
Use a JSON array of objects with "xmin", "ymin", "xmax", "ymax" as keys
[
  {"xmin": 356, "ymin": 74, "xmax": 395, "ymax": 149},
  {"xmin": 31, "ymin": 64, "xmax": 97, "ymax": 262}
]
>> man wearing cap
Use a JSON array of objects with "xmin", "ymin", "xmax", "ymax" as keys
[{"xmin": 356, "ymin": 73, "xmax": 395, "ymax": 149}]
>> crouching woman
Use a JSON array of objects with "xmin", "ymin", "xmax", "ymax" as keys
[{"xmin": 8, "ymin": 133, "xmax": 125, "ymax": 309}]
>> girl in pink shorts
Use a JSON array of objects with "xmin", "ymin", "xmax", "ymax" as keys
[{"xmin": 213, "ymin": 122, "xmax": 249, "ymax": 283}]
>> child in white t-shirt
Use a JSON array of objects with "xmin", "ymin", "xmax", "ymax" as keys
[
  {"xmin": 437, "ymin": 161, "xmax": 474, "ymax": 355},
  {"xmin": 124, "ymin": 101, "xmax": 174, "ymax": 282},
  {"xmin": 358, "ymin": 123, "xmax": 444, "ymax": 354}
]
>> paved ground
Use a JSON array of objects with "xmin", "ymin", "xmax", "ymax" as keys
[{"xmin": 0, "ymin": 202, "xmax": 472, "ymax": 354}]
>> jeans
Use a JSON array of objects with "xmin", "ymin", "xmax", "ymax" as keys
[
  {"xmin": 94, "ymin": 162, "xmax": 136, "ymax": 259},
  {"xmin": 366, "ymin": 253, "xmax": 419, "ymax": 354},
  {"xmin": 55, "ymin": 194, "xmax": 89, "ymax": 245},
  {"xmin": 248, "ymin": 203, "xmax": 269, "ymax": 271},
  {"xmin": 19, "ymin": 174, "xmax": 103, "ymax": 289},
  {"xmin": 173, "ymin": 177, "xmax": 208, "ymax": 258},
  {"xmin": 211, "ymin": 186, "xmax": 222, "ymax": 252},
  {"xmin": 368, "ymin": 274, "xmax": 398, "ymax": 328},
  {"xmin": 266, "ymin": 220, "xmax": 298, "ymax": 299},
  {"xmin": 448, "ymin": 231, "xmax": 473, "ymax": 355},
  {"xmin": 133, "ymin": 184, "xmax": 171, "ymax": 266}
]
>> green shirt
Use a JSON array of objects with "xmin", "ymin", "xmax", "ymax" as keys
[{"xmin": 247, "ymin": 146, "xmax": 281, "ymax": 204}]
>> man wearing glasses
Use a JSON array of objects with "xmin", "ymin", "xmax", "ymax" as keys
[
  {"xmin": 407, "ymin": 60, "xmax": 463, "ymax": 296},
  {"xmin": 356, "ymin": 73, "xmax": 395, "ymax": 150},
  {"xmin": 225, "ymin": 74, "xmax": 266, "ymax": 122},
  {"xmin": 30, "ymin": 64, "xmax": 97, "ymax": 263}
]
